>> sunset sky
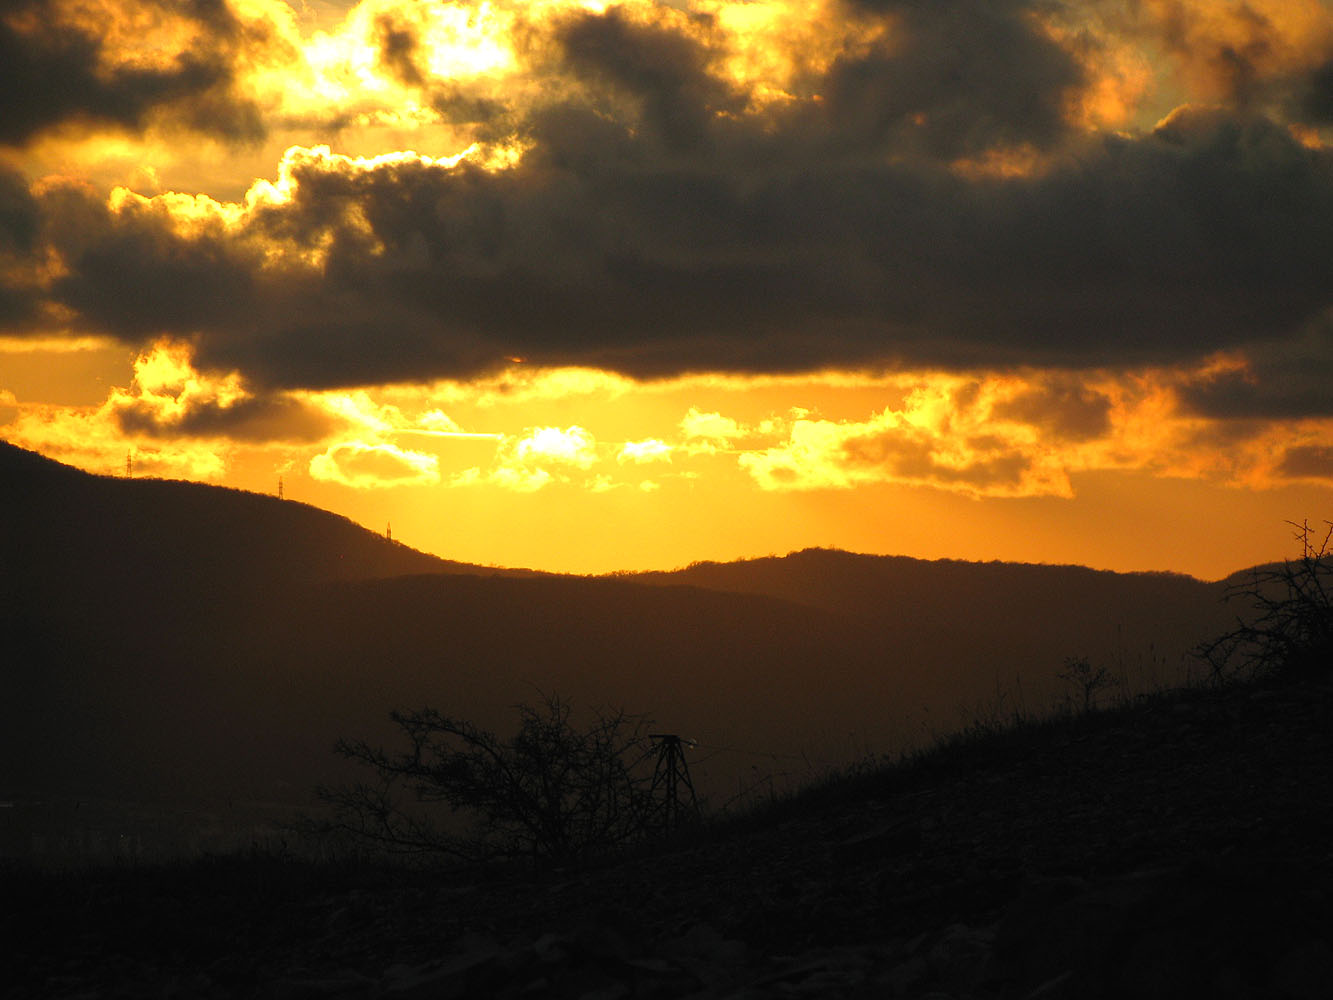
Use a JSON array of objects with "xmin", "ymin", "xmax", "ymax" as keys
[{"xmin": 3, "ymin": 0, "xmax": 1332, "ymax": 578}]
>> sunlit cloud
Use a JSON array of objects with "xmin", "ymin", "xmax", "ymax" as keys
[
  {"xmin": 618, "ymin": 438, "xmax": 672, "ymax": 464},
  {"xmin": 1135, "ymin": 0, "xmax": 1333, "ymax": 106},
  {"xmin": 450, "ymin": 424, "xmax": 602, "ymax": 492},
  {"xmin": 710, "ymin": 366, "xmax": 1333, "ymax": 496},
  {"xmin": 308, "ymin": 440, "xmax": 439, "ymax": 488},
  {"xmin": 2, "ymin": 399, "xmax": 230, "ymax": 480},
  {"xmin": 726, "ymin": 375, "xmax": 1078, "ymax": 497},
  {"xmin": 513, "ymin": 425, "xmax": 599, "ymax": 469},
  {"xmin": 0, "ymin": 335, "xmax": 115, "ymax": 354},
  {"xmin": 680, "ymin": 407, "xmax": 747, "ymax": 449}
]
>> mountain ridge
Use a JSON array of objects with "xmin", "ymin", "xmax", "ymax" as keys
[{"xmin": 1, "ymin": 440, "xmax": 1241, "ymax": 856}]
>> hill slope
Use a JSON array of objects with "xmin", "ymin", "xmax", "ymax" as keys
[
  {"xmin": 8, "ymin": 670, "xmax": 1331, "ymax": 999},
  {"xmin": 0, "ymin": 443, "xmax": 1241, "ymax": 855},
  {"xmin": 0, "ymin": 440, "xmax": 488, "ymax": 597}
]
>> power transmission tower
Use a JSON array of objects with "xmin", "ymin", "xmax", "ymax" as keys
[
  {"xmin": 278, "ymin": 475, "xmax": 284, "ymax": 500},
  {"xmin": 649, "ymin": 734, "xmax": 698, "ymax": 833},
  {"xmin": 126, "ymin": 450, "xmax": 132, "ymax": 478}
]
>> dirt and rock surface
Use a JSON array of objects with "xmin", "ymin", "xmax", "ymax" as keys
[{"xmin": 8, "ymin": 672, "xmax": 1333, "ymax": 999}]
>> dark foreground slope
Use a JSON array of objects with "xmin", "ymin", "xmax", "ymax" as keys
[{"xmin": 8, "ymin": 669, "xmax": 1331, "ymax": 1000}]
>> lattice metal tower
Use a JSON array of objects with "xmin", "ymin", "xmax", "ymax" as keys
[{"xmin": 649, "ymin": 734, "xmax": 698, "ymax": 833}]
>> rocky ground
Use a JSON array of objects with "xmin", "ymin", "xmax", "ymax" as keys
[{"xmin": 8, "ymin": 672, "xmax": 1333, "ymax": 999}]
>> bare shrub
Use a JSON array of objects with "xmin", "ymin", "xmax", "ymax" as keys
[
  {"xmin": 1196, "ymin": 519, "xmax": 1333, "ymax": 681},
  {"xmin": 318, "ymin": 694, "xmax": 659, "ymax": 864},
  {"xmin": 1058, "ymin": 655, "xmax": 1117, "ymax": 713}
]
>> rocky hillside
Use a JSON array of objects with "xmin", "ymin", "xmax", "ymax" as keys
[{"xmin": 8, "ymin": 668, "xmax": 1331, "ymax": 1000}]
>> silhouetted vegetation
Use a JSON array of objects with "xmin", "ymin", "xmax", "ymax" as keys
[
  {"xmin": 1196, "ymin": 519, "xmax": 1333, "ymax": 681},
  {"xmin": 1057, "ymin": 655, "xmax": 1118, "ymax": 713},
  {"xmin": 318, "ymin": 694, "xmax": 661, "ymax": 864}
]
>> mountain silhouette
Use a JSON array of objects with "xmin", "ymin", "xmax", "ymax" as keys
[{"xmin": 1, "ymin": 441, "xmax": 1239, "ymax": 858}]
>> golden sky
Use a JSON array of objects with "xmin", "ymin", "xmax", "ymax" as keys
[{"xmin": 3, "ymin": 0, "xmax": 1333, "ymax": 579}]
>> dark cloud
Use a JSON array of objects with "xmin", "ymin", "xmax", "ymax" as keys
[
  {"xmin": 9, "ymin": 2, "xmax": 1333, "ymax": 419},
  {"xmin": 112, "ymin": 392, "xmax": 334, "ymax": 443},
  {"xmin": 0, "ymin": 163, "xmax": 40, "ymax": 326},
  {"xmin": 0, "ymin": 0, "xmax": 263, "ymax": 147},
  {"xmin": 842, "ymin": 428, "xmax": 1032, "ymax": 490},
  {"xmin": 0, "ymin": 164, "xmax": 38, "ymax": 256},
  {"xmin": 554, "ymin": 5, "xmax": 741, "ymax": 150},
  {"xmin": 36, "ymin": 95, "xmax": 1333, "ymax": 393},
  {"xmin": 994, "ymin": 379, "xmax": 1114, "ymax": 441},
  {"xmin": 820, "ymin": 0, "xmax": 1085, "ymax": 159},
  {"xmin": 40, "ymin": 182, "xmax": 261, "ymax": 339},
  {"xmin": 1279, "ymin": 444, "xmax": 1333, "ymax": 481},
  {"xmin": 1297, "ymin": 58, "xmax": 1333, "ymax": 124},
  {"xmin": 375, "ymin": 12, "xmax": 426, "ymax": 88},
  {"xmin": 1179, "ymin": 322, "xmax": 1333, "ymax": 420}
]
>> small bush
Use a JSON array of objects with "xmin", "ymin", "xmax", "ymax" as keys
[{"xmin": 317, "ymin": 694, "xmax": 660, "ymax": 865}]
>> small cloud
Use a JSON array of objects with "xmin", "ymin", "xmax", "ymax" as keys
[
  {"xmin": 309, "ymin": 441, "xmax": 440, "ymax": 489},
  {"xmin": 680, "ymin": 408, "xmax": 752, "ymax": 454},
  {"xmin": 618, "ymin": 438, "xmax": 672, "ymax": 464},
  {"xmin": 513, "ymin": 425, "xmax": 598, "ymax": 469},
  {"xmin": 680, "ymin": 407, "xmax": 746, "ymax": 444},
  {"xmin": 487, "ymin": 465, "xmax": 553, "ymax": 493},
  {"xmin": 418, "ymin": 409, "xmax": 463, "ymax": 433},
  {"xmin": 455, "ymin": 424, "xmax": 600, "ymax": 491}
]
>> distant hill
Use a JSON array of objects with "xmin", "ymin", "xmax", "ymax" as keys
[
  {"xmin": 634, "ymin": 547, "xmax": 1211, "ymax": 617},
  {"xmin": 0, "ymin": 442, "xmax": 1244, "ymax": 859},
  {"xmin": 630, "ymin": 548, "xmax": 1232, "ymax": 714}
]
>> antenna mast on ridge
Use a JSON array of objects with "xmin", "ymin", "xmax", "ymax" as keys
[
  {"xmin": 125, "ymin": 450, "xmax": 132, "ymax": 478},
  {"xmin": 278, "ymin": 475, "xmax": 284, "ymax": 500}
]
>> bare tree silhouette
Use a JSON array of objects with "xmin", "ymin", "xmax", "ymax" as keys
[
  {"xmin": 1197, "ymin": 519, "xmax": 1333, "ymax": 681},
  {"xmin": 1057, "ymin": 655, "xmax": 1117, "ymax": 713}
]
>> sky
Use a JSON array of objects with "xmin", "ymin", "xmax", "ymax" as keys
[{"xmin": 2, "ymin": 0, "xmax": 1332, "ymax": 579}]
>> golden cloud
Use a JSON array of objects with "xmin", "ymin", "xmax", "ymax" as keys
[
  {"xmin": 514, "ymin": 424, "xmax": 599, "ymax": 468},
  {"xmin": 701, "ymin": 365, "xmax": 1333, "ymax": 497},
  {"xmin": 308, "ymin": 439, "xmax": 440, "ymax": 488},
  {"xmin": 617, "ymin": 437, "xmax": 672, "ymax": 464},
  {"xmin": 451, "ymin": 423, "xmax": 601, "ymax": 492},
  {"xmin": 1, "ymin": 399, "xmax": 230, "ymax": 480},
  {"xmin": 679, "ymin": 407, "xmax": 746, "ymax": 448}
]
